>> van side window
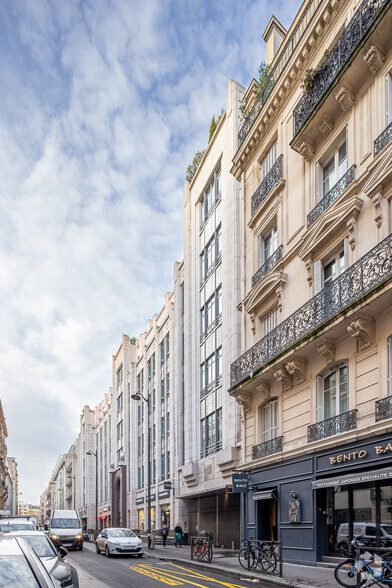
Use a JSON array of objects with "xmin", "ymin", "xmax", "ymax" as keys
[{"xmin": 365, "ymin": 525, "xmax": 376, "ymax": 536}]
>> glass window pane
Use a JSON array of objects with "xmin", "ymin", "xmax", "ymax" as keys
[{"xmin": 324, "ymin": 371, "xmax": 337, "ymax": 419}]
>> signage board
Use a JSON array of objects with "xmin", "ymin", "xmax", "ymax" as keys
[
  {"xmin": 136, "ymin": 497, "xmax": 144, "ymax": 505},
  {"xmin": 232, "ymin": 473, "xmax": 249, "ymax": 493},
  {"xmin": 158, "ymin": 490, "xmax": 170, "ymax": 499},
  {"xmin": 163, "ymin": 481, "xmax": 172, "ymax": 490},
  {"xmin": 312, "ymin": 466, "xmax": 392, "ymax": 489}
]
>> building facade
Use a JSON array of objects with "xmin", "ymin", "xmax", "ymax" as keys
[
  {"xmin": 230, "ymin": 0, "xmax": 392, "ymax": 565},
  {"xmin": 0, "ymin": 400, "xmax": 8, "ymax": 509}
]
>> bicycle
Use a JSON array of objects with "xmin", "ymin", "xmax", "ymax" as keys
[
  {"xmin": 238, "ymin": 537, "xmax": 278, "ymax": 573},
  {"xmin": 192, "ymin": 533, "xmax": 213, "ymax": 562},
  {"xmin": 335, "ymin": 536, "xmax": 392, "ymax": 587}
]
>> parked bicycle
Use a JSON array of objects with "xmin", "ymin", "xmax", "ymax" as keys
[
  {"xmin": 238, "ymin": 537, "xmax": 278, "ymax": 573},
  {"xmin": 191, "ymin": 531, "xmax": 213, "ymax": 562},
  {"xmin": 335, "ymin": 536, "xmax": 392, "ymax": 587}
]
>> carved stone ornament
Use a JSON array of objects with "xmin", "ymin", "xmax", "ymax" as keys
[
  {"xmin": 317, "ymin": 340, "xmax": 335, "ymax": 364},
  {"xmin": 298, "ymin": 140, "xmax": 315, "ymax": 162},
  {"xmin": 256, "ymin": 382, "xmax": 270, "ymax": 401},
  {"xmin": 274, "ymin": 366, "xmax": 292, "ymax": 391},
  {"xmin": 286, "ymin": 358, "xmax": 307, "ymax": 385},
  {"xmin": 346, "ymin": 217, "xmax": 356, "ymax": 250},
  {"xmin": 364, "ymin": 45, "xmax": 385, "ymax": 75},
  {"xmin": 367, "ymin": 188, "xmax": 384, "ymax": 228},
  {"xmin": 305, "ymin": 256, "xmax": 313, "ymax": 286},
  {"xmin": 276, "ymin": 285, "xmax": 284, "ymax": 312},
  {"xmin": 347, "ymin": 316, "xmax": 375, "ymax": 351},
  {"xmin": 335, "ymin": 86, "xmax": 355, "ymax": 112},
  {"xmin": 235, "ymin": 391, "xmax": 252, "ymax": 411},
  {"xmin": 319, "ymin": 116, "xmax": 333, "ymax": 137},
  {"xmin": 250, "ymin": 313, "xmax": 256, "ymax": 335}
]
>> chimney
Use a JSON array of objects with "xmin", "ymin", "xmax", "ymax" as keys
[{"xmin": 263, "ymin": 16, "xmax": 287, "ymax": 66}]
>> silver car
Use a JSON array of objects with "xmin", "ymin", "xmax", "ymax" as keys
[{"xmin": 95, "ymin": 528, "xmax": 144, "ymax": 558}]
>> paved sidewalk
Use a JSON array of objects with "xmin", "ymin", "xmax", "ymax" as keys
[{"xmin": 144, "ymin": 543, "xmax": 339, "ymax": 587}]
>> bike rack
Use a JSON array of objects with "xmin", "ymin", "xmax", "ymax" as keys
[{"xmin": 190, "ymin": 535, "xmax": 213, "ymax": 563}]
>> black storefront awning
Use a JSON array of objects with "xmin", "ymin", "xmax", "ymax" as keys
[
  {"xmin": 312, "ymin": 466, "xmax": 392, "ymax": 489},
  {"xmin": 252, "ymin": 490, "xmax": 275, "ymax": 500}
]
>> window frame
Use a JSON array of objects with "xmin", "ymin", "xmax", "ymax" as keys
[
  {"xmin": 316, "ymin": 129, "xmax": 348, "ymax": 202},
  {"xmin": 316, "ymin": 362, "xmax": 349, "ymax": 422},
  {"xmin": 261, "ymin": 399, "xmax": 278, "ymax": 442}
]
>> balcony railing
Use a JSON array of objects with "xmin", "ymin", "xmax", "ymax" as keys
[
  {"xmin": 251, "ymin": 155, "xmax": 283, "ymax": 217},
  {"xmin": 252, "ymin": 436, "xmax": 283, "ymax": 460},
  {"xmin": 200, "ymin": 313, "xmax": 222, "ymax": 344},
  {"xmin": 200, "ymin": 252, "xmax": 222, "ymax": 289},
  {"xmin": 293, "ymin": 0, "xmax": 390, "ymax": 137},
  {"xmin": 252, "ymin": 246, "xmax": 283, "ymax": 288},
  {"xmin": 307, "ymin": 165, "xmax": 356, "ymax": 228},
  {"xmin": 238, "ymin": 0, "xmax": 323, "ymax": 146},
  {"xmin": 374, "ymin": 122, "xmax": 392, "ymax": 157},
  {"xmin": 230, "ymin": 233, "xmax": 392, "ymax": 388},
  {"xmin": 308, "ymin": 409, "xmax": 357, "ymax": 442},
  {"xmin": 201, "ymin": 440, "xmax": 222, "ymax": 459},
  {"xmin": 375, "ymin": 396, "xmax": 392, "ymax": 421}
]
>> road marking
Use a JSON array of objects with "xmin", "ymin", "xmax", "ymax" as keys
[{"xmin": 130, "ymin": 563, "xmax": 250, "ymax": 588}]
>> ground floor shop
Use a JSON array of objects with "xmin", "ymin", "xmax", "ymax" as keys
[
  {"xmin": 244, "ymin": 432, "xmax": 392, "ymax": 565},
  {"xmin": 185, "ymin": 491, "xmax": 240, "ymax": 548}
]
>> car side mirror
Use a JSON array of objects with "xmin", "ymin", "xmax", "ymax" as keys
[{"xmin": 58, "ymin": 546, "xmax": 68, "ymax": 559}]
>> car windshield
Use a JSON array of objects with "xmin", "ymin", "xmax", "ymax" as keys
[
  {"xmin": 20, "ymin": 536, "xmax": 55, "ymax": 558},
  {"xmin": 382, "ymin": 525, "xmax": 392, "ymax": 535},
  {"xmin": 0, "ymin": 557, "xmax": 40, "ymax": 587},
  {"xmin": 0, "ymin": 524, "xmax": 35, "ymax": 532},
  {"xmin": 51, "ymin": 519, "xmax": 79, "ymax": 529},
  {"xmin": 107, "ymin": 529, "xmax": 136, "ymax": 538}
]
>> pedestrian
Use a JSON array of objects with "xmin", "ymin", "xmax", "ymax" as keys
[
  {"xmin": 174, "ymin": 521, "xmax": 183, "ymax": 548},
  {"xmin": 161, "ymin": 523, "xmax": 169, "ymax": 548}
]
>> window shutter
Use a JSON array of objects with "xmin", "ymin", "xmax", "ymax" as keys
[
  {"xmin": 316, "ymin": 376, "xmax": 324, "ymax": 422},
  {"xmin": 315, "ymin": 162, "xmax": 322, "ymax": 203},
  {"xmin": 343, "ymin": 237, "xmax": 350, "ymax": 272},
  {"xmin": 258, "ymin": 234, "xmax": 263, "ymax": 268},
  {"xmin": 386, "ymin": 73, "xmax": 392, "ymax": 126},
  {"xmin": 314, "ymin": 260, "xmax": 322, "ymax": 293}
]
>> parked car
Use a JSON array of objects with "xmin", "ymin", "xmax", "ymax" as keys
[
  {"xmin": 337, "ymin": 522, "xmax": 392, "ymax": 549},
  {"xmin": 0, "ymin": 535, "xmax": 61, "ymax": 587},
  {"xmin": 95, "ymin": 528, "xmax": 144, "ymax": 558},
  {"xmin": 0, "ymin": 517, "xmax": 37, "ymax": 532},
  {"xmin": 0, "ymin": 530, "xmax": 79, "ymax": 587}
]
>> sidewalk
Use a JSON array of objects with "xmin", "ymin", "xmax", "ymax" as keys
[{"xmin": 144, "ymin": 543, "xmax": 339, "ymax": 588}]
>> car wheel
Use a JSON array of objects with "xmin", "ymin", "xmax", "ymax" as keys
[
  {"xmin": 105, "ymin": 545, "xmax": 111, "ymax": 558},
  {"xmin": 137, "ymin": 554, "xmax": 143, "ymax": 558},
  {"xmin": 96, "ymin": 543, "xmax": 100, "ymax": 554}
]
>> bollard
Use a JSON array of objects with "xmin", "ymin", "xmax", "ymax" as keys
[{"xmin": 232, "ymin": 541, "xmax": 235, "ymax": 550}]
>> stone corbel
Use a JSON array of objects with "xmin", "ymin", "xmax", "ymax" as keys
[
  {"xmin": 298, "ymin": 139, "xmax": 315, "ymax": 162},
  {"xmin": 286, "ymin": 358, "xmax": 307, "ymax": 385},
  {"xmin": 250, "ymin": 313, "xmax": 256, "ymax": 335},
  {"xmin": 319, "ymin": 116, "xmax": 333, "ymax": 137},
  {"xmin": 364, "ymin": 45, "xmax": 384, "ymax": 75},
  {"xmin": 317, "ymin": 340, "xmax": 335, "ymax": 364},
  {"xmin": 256, "ymin": 382, "xmax": 270, "ymax": 402},
  {"xmin": 305, "ymin": 256, "xmax": 313, "ymax": 287},
  {"xmin": 367, "ymin": 187, "xmax": 384, "ymax": 228},
  {"xmin": 276, "ymin": 285, "xmax": 284, "ymax": 312},
  {"xmin": 235, "ymin": 391, "xmax": 252, "ymax": 411},
  {"xmin": 347, "ymin": 316, "xmax": 375, "ymax": 351},
  {"xmin": 346, "ymin": 217, "xmax": 356, "ymax": 250},
  {"xmin": 335, "ymin": 85, "xmax": 355, "ymax": 112},
  {"xmin": 274, "ymin": 365, "xmax": 293, "ymax": 391}
]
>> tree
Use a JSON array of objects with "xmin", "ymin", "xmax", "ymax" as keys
[{"xmin": 186, "ymin": 150, "xmax": 205, "ymax": 183}]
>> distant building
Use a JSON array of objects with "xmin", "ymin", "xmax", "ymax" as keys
[
  {"xmin": 5, "ymin": 457, "xmax": 18, "ymax": 515},
  {"xmin": 0, "ymin": 400, "xmax": 8, "ymax": 510}
]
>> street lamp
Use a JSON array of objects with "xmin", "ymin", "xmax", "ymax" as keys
[
  {"xmin": 131, "ymin": 392, "xmax": 151, "ymax": 547},
  {"xmin": 86, "ymin": 450, "xmax": 98, "ymax": 533}
]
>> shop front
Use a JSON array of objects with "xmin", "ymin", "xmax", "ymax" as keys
[{"xmin": 245, "ymin": 433, "xmax": 392, "ymax": 565}]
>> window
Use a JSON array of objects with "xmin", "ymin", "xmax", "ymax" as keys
[
  {"xmin": 200, "ymin": 408, "xmax": 222, "ymax": 457},
  {"xmin": 388, "ymin": 336, "xmax": 392, "ymax": 396},
  {"xmin": 258, "ymin": 225, "xmax": 278, "ymax": 267},
  {"xmin": 117, "ymin": 420, "xmax": 123, "ymax": 441},
  {"xmin": 316, "ymin": 136, "xmax": 348, "ymax": 201},
  {"xmin": 116, "ymin": 365, "xmax": 123, "ymax": 388},
  {"xmin": 200, "ymin": 165, "xmax": 221, "ymax": 226},
  {"xmin": 200, "ymin": 225, "xmax": 222, "ymax": 280},
  {"xmin": 261, "ymin": 140, "xmax": 277, "ymax": 180},
  {"xmin": 314, "ymin": 240, "xmax": 349, "ymax": 294},
  {"xmin": 317, "ymin": 364, "xmax": 348, "ymax": 421},
  {"xmin": 262, "ymin": 308, "xmax": 278, "ymax": 337},
  {"xmin": 386, "ymin": 72, "xmax": 392, "ymax": 126},
  {"xmin": 116, "ymin": 393, "xmax": 123, "ymax": 414},
  {"xmin": 200, "ymin": 287, "xmax": 222, "ymax": 334},
  {"xmin": 262, "ymin": 399, "xmax": 278, "ymax": 442}
]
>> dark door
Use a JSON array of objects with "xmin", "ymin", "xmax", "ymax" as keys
[{"xmin": 257, "ymin": 497, "xmax": 277, "ymax": 541}]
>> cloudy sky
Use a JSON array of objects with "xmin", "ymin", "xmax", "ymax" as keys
[{"xmin": 0, "ymin": 0, "xmax": 301, "ymax": 504}]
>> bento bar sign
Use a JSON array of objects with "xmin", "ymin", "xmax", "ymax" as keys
[{"xmin": 329, "ymin": 442, "xmax": 392, "ymax": 465}]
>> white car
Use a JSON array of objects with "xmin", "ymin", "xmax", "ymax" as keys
[{"xmin": 95, "ymin": 528, "xmax": 144, "ymax": 558}]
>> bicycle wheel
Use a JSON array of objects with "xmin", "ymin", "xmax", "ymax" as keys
[
  {"xmin": 260, "ymin": 549, "xmax": 278, "ymax": 573},
  {"xmin": 334, "ymin": 559, "xmax": 365, "ymax": 587},
  {"xmin": 193, "ymin": 540, "xmax": 203, "ymax": 560},
  {"xmin": 238, "ymin": 547, "xmax": 256, "ymax": 569},
  {"xmin": 208, "ymin": 546, "xmax": 213, "ymax": 562}
]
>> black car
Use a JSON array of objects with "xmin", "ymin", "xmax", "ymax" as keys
[
  {"xmin": 0, "ymin": 531, "xmax": 78, "ymax": 587},
  {"xmin": 0, "ymin": 535, "xmax": 61, "ymax": 587}
]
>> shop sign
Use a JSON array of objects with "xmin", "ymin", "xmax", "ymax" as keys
[
  {"xmin": 232, "ymin": 473, "xmax": 249, "ymax": 493},
  {"xmin": 136, "ymin": 497, "xmax": 144, "ymax": 505},
  {"xmin": 163, "ymin": 481, "xmax": 172, "ymax": 490},
  {"xmin": 312, "ymin": 466, "xmax": 392, "ymax": 489},
  {"xmin": 158, "ymin": 490, "xmax": 170, "ymax": 499},
  {"xmin": 320, "ymin": 440, "xmax": 392, "ymax": 470}
]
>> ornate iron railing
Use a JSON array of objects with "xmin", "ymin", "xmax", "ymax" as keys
[
  {"xmin": 374, "ymin": 122, "xmax": 392, "ymax": 157},
  {"xmin": 375, "ymin": 396, "xmax": 392, "ymax": 421},
  {"xmin": 293, "ymin": 0, "xmax": 391, "ymax": 137},
  {"xmin": 230, "ymin": 233, "xmax": 392, "ymax": 388},
  {"xmin": 252, "ymin": 436, "xmax": 283, "ymax": 460},
  {"xmin": 252, "ymin": 246, "xmax": 283, "ymax": 288},
  {"xmin": 307, "ymin": 165, "xmax": 356, "ymax": 228},
  {"xmin": 200, "ymin": 252, "xmax": 222, "ymax": 289},
  {"xmin": 238, "ymin": 0, "xmax": 323, "ymax": 146},
  {"xmin": 251, "ymin": 155, "xmax": 283, "ymax": 217},
  {"xmin": 201, "ymin": 440, "xmax": 223, "ymax": 459},
  {"xmin": 200, "ymin": 313, "xmax": 222, "ymax": 344},
  {"xmin": 308, "ymin": 409, "xmax": 357, "ymax": 442}
]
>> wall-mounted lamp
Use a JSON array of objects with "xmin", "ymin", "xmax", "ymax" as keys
[{"xmin": 290, "ymin": 491, "xmax": 297, "ymax": 498}]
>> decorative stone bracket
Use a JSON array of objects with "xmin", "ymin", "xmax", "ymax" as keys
[
  {"xmin": 256, "ymin": 382, "xmax": 270, "ymax": 401},
  {"xmin": 319, "ymin": 116, "xmax": 333, "ymax": 137},
  {"xmin": 335, "ymin": 85, "xmax": 355, "ymax": 112},
  {"xmin": 298, "ymin": 139, "xmax": 315, "ymax": 162},
  {"xmin": 364, "ymin": 45, "xmax": 384, "ymax": 75},
  {"xmin": 367, "ymin": 186, "xmax": 384, "ymax": 229},
  {"xmin": 347, "ymin": 316, "xmax": 375, "ymax": 351},
  {"xmin": 286, "ymin": 358, "xmax": 307, "ymax": 385},
  {"xmin": 274, "ymin": 365, "xmax": 293, "ymax": 391},
  {"xmin": 235, "ymin": 391, "xmax": 252, "ymax": 411},
  {"xmin": 317, "ymin": 340, "xmax": 335, "ymax": 364}
]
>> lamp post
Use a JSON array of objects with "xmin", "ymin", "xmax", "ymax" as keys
[
  {"xmin": 131, "ymin": 392, "xmax": 151, "ymax": 547},
  {"xmin": 86, "ymin": 450, "xmax": 98, "ymax": 533}
]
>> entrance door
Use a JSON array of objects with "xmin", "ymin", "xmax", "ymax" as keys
[{"xmin": 257, "ymin": 497, "xmax": 277, "ymax": 541}]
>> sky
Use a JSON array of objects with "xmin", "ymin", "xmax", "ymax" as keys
[{"xmin": 0, "ymin": 0, "xmax": 301, "ymax": 505}]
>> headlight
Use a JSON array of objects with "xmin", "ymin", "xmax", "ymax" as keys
[
  {"xmin": 76, "ymin": 534, "xmax": 82, "ymax": 540},
  {"xmin": 50, "ymin": 534, "xmax": 58, "ymax": 540},
  {"xmin": 59, "ymin": 574, "xmax": 73, "ymax": 588},
  {"xmin": 137, "ymin": 539, "xmax": 143, "ymax": 546}
]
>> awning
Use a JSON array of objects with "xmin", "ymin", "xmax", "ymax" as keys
[
  {"xmin": 312, "ymin": 466, "xmax": 392, "ymax": 489},
  {"xmin": 252, "ymin": 490, "xmax": 275, "ymax": 500}
]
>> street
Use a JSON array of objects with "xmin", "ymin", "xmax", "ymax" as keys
[{"xmin": 65, "ymin": 542, "xmax": 268, "ymax": 587}]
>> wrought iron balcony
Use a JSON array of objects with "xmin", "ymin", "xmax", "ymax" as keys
[
  {"xmin": 375, "ymin": 396, "xmax": 392, "ymax": 421},
  {"xmin": 307, "ymin": 165, "xmax": 356, "ymax": 228},
  {"xmin": 238, "ymin": 0, "xmax": 323, "ymax": 146},
  {"xmin": 230, "ymin": 233, "xmax": 392, "ymax": 388},
  {"xmin": 293, "ymin": 0, "xmax": 390, "ymax": 138},
  {"xmin": 251, "ymin": 155, "xmax": 283, "ymax": 217},
  {"xmin": 374, "ymin": 122, "xmax": 392, "ymax": 157},
  {"xmin": 252, "ymin": 246, "xmax": 283, "ymax": 288},
  {"xmin": 308, "ymin": 409, "xmax": 357, "ymax": 442},
  {"xmin": 252, "ymin": 436, "xmax": 283, "ymax": 460}
]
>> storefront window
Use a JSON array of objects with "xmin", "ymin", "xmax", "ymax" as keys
[
  {"xmin": 161, "ymin": 505, "xmax": 170, "ymax": 530},
  {"xmin": 138, "ymin": 509, "xmax": 144, "ymax": 532}
]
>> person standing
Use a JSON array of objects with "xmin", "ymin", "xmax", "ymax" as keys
[
  {"xmin": 174, "ymin": 522, "xmax": 183, "ymax": 548},
  {"xmin": 161, "ymin": 523, "xmax": 169, "ymax": 548}
]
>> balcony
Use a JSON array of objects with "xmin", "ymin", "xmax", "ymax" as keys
[
  {"xmin": 251, "ymin": 155, "xmax": 283, "ymax": 217},
  {"xmin": 230, "ymin": 233, "xmax": 392, "ymax": 388},
  {"xmin": 374, "ymin": 122, "xmax": 392, "ymax": 157},
  {"xmin": 252, "ymin": 436, "xmax": 283, "ymax": 460},
  {"xmin": 293, "ymin": 0, "xmax": 390, "ymax": 138},
  {"xmin": 307, "ymin": 165, "xmax": 356, "ymax": 228},
  {"xmin": 375, "ymin": 396, "xmax": 392, "ymax": 421},
  {"xmin": 201, "ymin": 440, "xmax": 223, "ymax": 459},
  {"xmin": 308, "ymin": 409, "xmax": 357, "ymax": 442},
  {"xmin": 252, "ymin": 246, "xmax": 283, "ymax": 288}
]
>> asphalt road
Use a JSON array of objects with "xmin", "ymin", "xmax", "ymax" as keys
[{"xmin": 65, "ymin": 542, "xmax": 264, "ymax": 587}]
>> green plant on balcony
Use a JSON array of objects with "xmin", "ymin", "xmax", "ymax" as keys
[
  {"xmin": 239, "ymin": 61, "xmax": 271, "ymax": 121},
  {"xmin": 186, "ymin": 150, "xmax": 205, "ymax": 182},
  {"xmin": 300, "ymin": 50, "xmax": 329, "ymax": 93},
  {"xmin": 209, "ymin": 108, "xmax": 225, "ymax": 142}
]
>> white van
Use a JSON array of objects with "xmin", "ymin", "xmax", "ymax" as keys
[
  {"xmin": 337, "ymin": 522, "xmax": 392, "ymax": 548},
  {"xmin": 48, "ymin": 510, "xmax": 83, "ymax": 550}
]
